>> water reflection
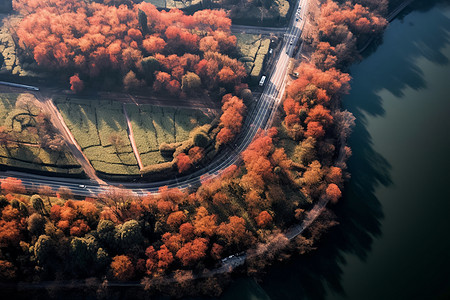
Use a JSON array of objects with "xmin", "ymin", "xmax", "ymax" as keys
[
  {"xmin": 353, "ymin": 1, "xmax": 450, "ymax": 118},
  {"xmin": 217, "ymin": 2, "xmax": 450, "ymax": 300}
]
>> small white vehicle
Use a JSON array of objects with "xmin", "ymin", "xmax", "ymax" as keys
[{"xmin": 78, "ymin": 184, "xmax": 86, "ymax": 188}]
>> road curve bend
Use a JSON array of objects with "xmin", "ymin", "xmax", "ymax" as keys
[{"xmin": 0, "ymin": 0, "xmax": 311, "ymax": 197}]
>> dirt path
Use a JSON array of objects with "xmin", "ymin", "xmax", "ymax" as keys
[
  {"xmin": 123, "ymin": 103, "xmax": 144, "ymax": 171},
  {"xmin": 37, "ymin": 95, "xmax": 106, "ymax": 185}
]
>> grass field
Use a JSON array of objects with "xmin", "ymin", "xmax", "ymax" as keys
[
  {"xmin": 56, "ymin": 98, "xmax": 213, "ymax": 176},
  {"xmin": 0, "ymin": 93, "xmax": 83, "ymax": 175},
  {"xmin": 236, "ymin": 33, "xmax": 271, "ymax": 82},
  {"xmin": 55, "ymin": 98, "xmax": 139, "ymax": 176},
  {"xmin": 126, "ymin": 104, "xmax": 212, "ymax": 167},
  {"xmin": 229, "ymin": 0, "xmax": 291, "ymax": 26},
  {"xmin": 144, "ymin": 0, "xmax": 202, "ymax": 9}
]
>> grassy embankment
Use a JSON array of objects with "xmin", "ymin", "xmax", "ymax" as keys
[{"xmin": 0, "ymin": 93, "xmax": 83, "ymax": 175}]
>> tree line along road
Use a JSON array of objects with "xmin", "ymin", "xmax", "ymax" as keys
[{"xmin": 0, "ymin": 0, "xmax": 310, "ymax": 198}]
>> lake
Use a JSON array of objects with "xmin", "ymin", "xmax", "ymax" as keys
[{"xmin": 216, "ymin": 1, "xmax": 450, "ymax": 299}]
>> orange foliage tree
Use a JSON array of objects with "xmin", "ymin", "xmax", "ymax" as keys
[
  {"xmin": 176, "ymin": 153, "xmax": 193, "ymax": 174},
  {"xmin": 69, "ymin": 74, "xmax": 84, "ymax": 93},
  {"xmin": 1, "ymin": 177, "xmax": 26, "ymax": 195},
  {"xmin": 110, "ymin": 255, "xmax": 135, "ymax": 281},
  {"xmin": 217, "ymin": 94, "xmax": 246, "ymax": 145},
  {"xmin": 176, "ymin": 237, "xmax": 208, "ymax": 266},
  {"xmin": 13, "ymin": 0, "xmax": 245, "ymax": 94}
]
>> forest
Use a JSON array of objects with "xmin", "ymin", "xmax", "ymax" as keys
[
  {"xmin": 0, "ymin": 0, "xmax": 389, "ymax": 297},
  {"xmin": 12, "ymin": 0, "xmax": 247, "ymax": 96}
]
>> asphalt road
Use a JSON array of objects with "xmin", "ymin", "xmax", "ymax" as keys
[{"xmin": 0, "ymin": 0, "xmax": 310, "ymax": 198}]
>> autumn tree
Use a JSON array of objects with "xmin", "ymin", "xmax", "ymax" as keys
[
  {"xmin": 176, "ymin": 237, "xmax": 208, "ymax": 267},
  {"xmin": 111, "ymin": 255, "xmax": 135, "ymax": 281},
  {"xmin": 166, "ymin": 211, "xmax": 186, "ymax": 228},
  {"xmin": 157, "ymin": 245, "xmax": 174, "ymax": 271},
  {"xmin": 217, "ymin": 94, "xmax": 246, "ymax": 145},
  {"xmin": 193, "ymin": 206, "xmax": 217, "ymax": 237},
  {"xmin": 57, "ymin": 187, "xmax": 73, "ymax": 200},
  {"xmin": 0, "ymin": 219, "xmax": 21, "ymax": 248},
  {"xmin": 333, "ymin": 109, "xmax": 356, "ymax": 139},
  {"xmin": 14, "ymin": 1, "xmax": 244, "ymax": 94},
  {"xmin": 69, "ymin": 74, "xmax": 84, "ymax": 93},
  {"xmin": 1, "ymin": 177, "xmax": 26, "ymax": 194},
  {"xmin": 176, "ymin": 153, "xmax": 192, "ymax": 174},
  {"xmin": 217, "ymin": 216, "xmax": 253, "ymax": 249},
  {"xmin": 179, "ymin": 222, "xmax": 195, "ymax": 241},
  {"xmin": 326, "ymin": 183, "xmax": 342, "ymax": 203},
  {"xmin": 255, "ymin": 211, "xmax": 273, "ymax": 228},
  {"xmin": 0, "ymin": 260, "xmax": 16, "ymax": 280}
]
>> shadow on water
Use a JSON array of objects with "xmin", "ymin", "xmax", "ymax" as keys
[
  {"xmin": 250, "ymin": 92, "xmax": 392, "ymax": 300},
  {"xmin": 216, "ymin": 2, "xmax": 450, "ymax": 300},
  {"xmin": 354, "ymin": 0, "xmax": 450, "ymax": 117}
]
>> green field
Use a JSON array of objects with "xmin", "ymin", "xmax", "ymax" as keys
[
  {"xmin": 126, "ymin": 104, "xmax": 211, "ymax": 167},
  {"xmin": 0, "ymin": 93, "xmax": 83, "ymax": 175},
  {"xmin": 55, "ymin": 98, "xmax": 139, "ymax": 176},
  {"xmin": 144, "ymin": 0, "xmax": 202, "ymax": 9},
  {"xmin": 236, "ymin": 33, "xmax": 271, "ymax": 83},
  {"xmin": 56, "ymin": 98, "xmax": 213, "ymax": 176},
  {"xmin": 229, "ymin": 0, "xmax": 290, "ymax": 26}
]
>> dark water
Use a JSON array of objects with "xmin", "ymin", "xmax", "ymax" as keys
[{"xmin": 215, "ymin": 1, "xmax": 450, "ymax": 300}]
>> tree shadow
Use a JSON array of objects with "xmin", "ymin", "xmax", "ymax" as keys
[
  {"xmin": 350, "ymin": 0, "xmax": 450, "ymax": 117},
  {"xmin": 216, "ymin": 2, "xmax": 450, "ymax": 300}
]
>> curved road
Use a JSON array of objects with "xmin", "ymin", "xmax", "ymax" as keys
[{"xmin": 0, "ymin": 0, "xmax": 310, "ymax": 197}]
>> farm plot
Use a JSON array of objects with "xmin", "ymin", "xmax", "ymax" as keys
[
  {"xmin": 144, "ymin": 0, "xmax": 202, "ymax": 9},
  {"xmin": 126, "ymin": 104, "xmax": 212, "ymax": 167},
  {"xmin": 55, "ymin": 98, "xmax": 139, "ymax": 176},
  {"xmin": 236, "ymin": 33, "xmax": 271, "ymax": 83},
  {"xmin": 0, "ymin": 93, "xmax": 83, "ymax": 175}
]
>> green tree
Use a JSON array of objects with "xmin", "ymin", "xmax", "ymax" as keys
[
  {"xmin": 0, "ymin": 196, "xmax": 8, "ymax": 210},
  {"xmin": 96, "ymin": 219, "xmax": 117, "ymax": 251},
  {"xmin": 181, "ymin": 72, "xmax": 202, "ymax": 93},
  {"xmin": 70, "ymin": 235, "xmax": 100, "ymax": 275},
  {"xmin": 31, "ymin": 195, "xmax": 47, "ymax": 215},
  {"xmin": 96, "ymin": 247, "xmax": 110, "ymax": 272},
  {"xmin": 123, "ymin": 70, "xmax": 143, "ymax": 91},
  {"xmin": 138, "ymin": 9, "xmax": 148, "ymax": 35},
  {"xmin": 141, "ymin": 56, "xmax": 160, "ymax": 84},
  {"xmin": 34, "ymin": 235, "xmax": 56, "ymax": 266},
  {"xmin": 193, "ymin": 132, "xmax": 210, "ymax": 148},
  {"xmin": 27, "ymin": 213, "xmax": 46, "ymax": 236},
  {"xmin": 115, "ymin": 220, "xmax": 143, "ymax": 252},
  {"xmin": 240, "ymin": 88, "xmax": 253, "ymax": 104},
  {"xmin": 10, "ymin": 199, "xmax": 19, "ymax": 209}
]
